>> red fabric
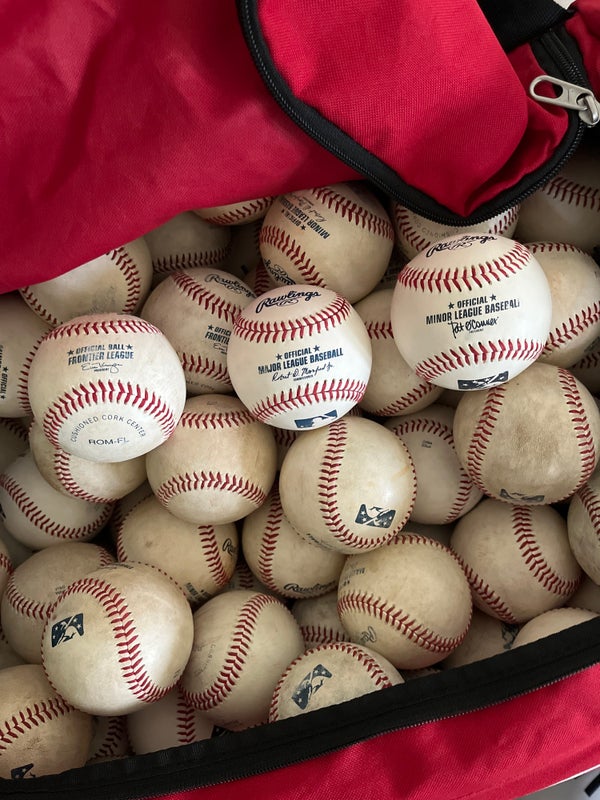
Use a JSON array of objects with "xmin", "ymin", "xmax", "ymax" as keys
[{"xmin": 158, "ymin": 663, "xmax": 600, "ymax": 800}]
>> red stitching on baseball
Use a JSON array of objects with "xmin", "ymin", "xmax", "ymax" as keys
[
  {"xmin": 512, "ymin": 506, "xmax": 580, "ymax": 596},
  {"xmin": 0, "ymin": 418, "xmax": 28, "ymax": 443},
  {"xmin": 577, "ymin": 483, "xmax": 600, "ymax": 541},
  {"xmin": 259, "ymin": 226, "xmax": 328, "ymax": 288},
  {"xmin": 233, "ymin": 293, "xmax": 352, "ymax": 344},
  {"xmin": 178, "ymin": 408, "xmax": 256, "ymax": 430},
  {"xmin": 414, "ymin": 339, "xmax": 543, "ymax": 383},
  {"xmin": 558, "ymin": 368, "xmax": 597, "ymax": 496},
  {"xmin": 573, "ymin": 349, "xmax": 600, "ymax": 371},
  {"xmin": 170, "ymin": 271, "xmax": 242, "ymax": 323},
  {"xmin": 155, "ymin": 471, "xmax": 267, "ymax": 509},
  {"xmin": 0, "ymin": 552, "xmax": 13, "ymax": 580},
  {"xmin": 256, "ymin": 488, "xmax": 285, "ymax": 593},
  {"xmin": 455, "ymin": 555, "xmax": 518, "ymax": 623},
  {"xmin": 252, "ymin": 262, "xmax": 273, "ymax": 297},
  {"xmin": 370, "ymin": 383, "xmax": 440, "ymax": 417},
  {"xmin": 19, "ymin": 288, "xmax": 61, "ymax": 328},
  {"xmin": 311, "ymin": 187, "xmax": 394, "ymax": 239},
  {"xmin": 152, "ymin": 249, "xmax": 230, "ymax": 275},
  {"xmin": 181, "ymin": 593, "xmax": 279, "ymax": 709},
  {"xmin": 44, "ymin": 317, "xmax": 161, "ymax": 340},
  {"xmin": 542, "ymin": 302, "xmax": 600, "ymax": 358},
  {"xmin": 45, "ymin": 576, "xmax": 171, "ymax": 703},
  {"xmin": 463, "ymin": 385, "xmax": 506, "ymax": 493},
  {"xmin": 110, "ymin": 247, "xmax": 143, "ymax": 314},
  {"xmin": 89, "ymin": 715, "xmax": 128, "ymax": 761},
  {"xmin": 398, "ymin": 241, "xmax": 532, "ymax": 293},
  {"xmin": 299, "ymin": 623, "xmax": 350, "ymax": 647},
  {"xmin": 111, "ymin": 487, "xmax": 154, "ymax": 543},
  {"xmin": 0, "ymin": 695, "xmax": 74, "ymax": 753},
  {"xmin": 250, "ymin": 379, "xmax": 366, "ymax": 424},
  {"xmin": 176, "ymin": 691, "xmax": 202, "ymax": 744},
  {"xmin": 179, "ymin": 353, "xmax": 230, "ymax": 385},
  {"xmin": 543, "ymin": 176, "xmax": 600, "ymax": 212},
  {"xmin": 53, "ymin": 449, "xmax": 118, "ymax": 505},
  {"xmin": 199, "ymin": 525, "xmax": 233, "ymax": 590},
  {"xmin": 201, "ymin": 198, "xmax": 273, "ymax": 226},
  {"xmin": 364, "ymin": 320, "xmax": 394, "ymax": 340},
  {"xmin": 0, "ymin": 473, "xmax": 113, "ymax": 541},
  {"xmin": 42, "ymin": 380, "xmax": 179, "ymax": 449}
]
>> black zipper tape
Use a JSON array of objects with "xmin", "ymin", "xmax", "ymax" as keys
[
  {"xmin": 5, "ymin": 617, "xmax": 600, "ymax": 800},
  {"xmin": 477, "ymin": 0, "xmax": 573, "ymax": 52}
]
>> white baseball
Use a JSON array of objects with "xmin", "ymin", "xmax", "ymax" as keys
[
  {"xmin": 391, "ymin": 201, "xmax": 520, "ymax": 260},
  {"xmin": 140, "ymin": 267, "xmax": 256, "ymax": 395},
  {"xmin": 28, "ymin": 419, "xmax": 147, "ymax": 504},
  {"xmin": 107, "ymin": 481, "xmax": 154, "ymax": 545},
  {"xmin": 279, "ymin": 415, "xmax": 416, "ymax": 553},
  {"xmin": 0, "ymin": 664, "xmax": 93, "ymax": 779},
  {"xmin": 180, "ymin": 589, "xmax": 305, "ymax": 730},
  {"xmin": 269, "ymin": 642, "xmax": 403, "ymax": 721},
  {"xmin": 384, "ymin": 404, "xmax": 483, "ymax": 525},
  {"xmin": 116, "ymin": 493, "xmax": 239, "ymax": 605},
  {"xmin": 450, "ymin": 498, "xmax": 582, "ymax": 624},
  {"xmin": 41, "ymin": 562, "xmax": 194, "ymax": 716},
  {"xmin": 443, "ymin": 608, "xmax": 520, "ymax": 669},
  {"xmin": 227, "ymin": 284, "xmax": 372, "ymax": 430},
  {"xmin": 512, "ymin": 607, "xmax": 598, "ymax": 648},
  {"xmin": 241, "ymin": 484, "xmax": 345, "ymax": 599},
  {"xmin": 567, "ymin": 469, "xmax": 600, "ymax": 584},
  {"xmin": 390, "ymin": 234, "xmax": 552, "ymax": 390},
  {"xmin": 259, "ymin": 182, "xmax": 395, "ymax": 303},
  {"xmin": 515, "ymin": 143, "xmax": 600, "ymax": 253},
  {"xmin": 145, "ymin": 211, "xmax": 232, "ymax": 281},
  {"xmin": 126, "ymin": 685, "xmax": 213, "ymax": 755},
  {"xmin": 19, "ymin": 238, "xmax": 153, "ymax": 327},
  {"xmin": 452, "ymin": 362, "xmax": 600, "ymax": 505},
  {"xmin": 570, "ymin": 346, "xmax": 600, "ymax": 395},
  {"xmin": 1, "ymin": 542, "xmax": 115, "ymax": 664},
  {"xmin": 354, "ymin": 288, "xmax": 444, "ymax": 417},
  {"xmin": 145, "ymin": 394, "xmax": 277, "ymax": 525},
  {"xmin": 524, "ymin": 242, "xmax": 600, "ymax": 368},
  {"xmin": 194, "ymin": 196, "xmax": 274, "ymax": 225},
  {"xmin": 0, "ymin": 451, "xmax": 114, "ymax": 550},
  {"xmin": 337, "ymin": 533, "xmax": 473, "ymax": 669},
  {"xmin": 0, "ymin": 538, "xmax": 12, "ymax": 603},
  {"xmin": 27, "ymin": 312, "xmax": 187, "ymax": 462},
  {"xmin": 0, "ymin": 293, "xmax": 51, "ymax": 418},
  {"xmin": 291, "ymin": 591, "xmax": 351, "ymax": 650}
]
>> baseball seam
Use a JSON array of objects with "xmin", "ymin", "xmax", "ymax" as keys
[
  {"xmin": 44, "ymin": 317, "xmax": 160, "ymax": 340},
  {"xmin": 179, "ymin": 353, "xmax": 230, "ymax": 386},
  {"xmin": 414, "ymin": 339, "xmax": 543, "ymax": 384},
  {"xmin": 577, "ymin": 483, "xmax": 600, "ymax": 542},
  {"xmin": 259, "ymin": 225, "xmax": 328, "ymax": 287},
  {"xmin": 155, "ymin": 471, "xmax": 267, "ymax": 509},
  {"xmin": 310, "ymin": 187, "xmax": 394, "ymax": 239},
  {"xmin": 542, "ymin": 302, "xmax": 600, "ymax": 357},
  {"xmin": 364, "ymin": 320, "xmax": 393, "ymax": 340},
  {"xmin": 455, "ymin": 555, "xmax": 519, "ymax": 624},
  {"xmin": 176, "ymin": 693, "xmax": 202, "ymax": 744},
  {"xmin": 542, "ymin": 177, "xmax": 600, "ymax": 212},
  {"xmin": 368, "ymin": 383, "xmax": 440, "ymax": 418},
  {"xmin": 299, "ymin": 623, "xmax": 350, "ymax": 647},
  {"xmin": 0, "ymin": 418, "xmax": 28, "ymax": 443},
  {"xmin": 19, "ymin": 289, "xmax": 61, "ymax": 328},
  {"xmin": 255, "ymin": 489, "xmax": 285, "ymax": 594},
  {"xmin": 171, "ymin": 271, "xmax": 242, "ymax": 324},
  {"xmin": 178, "ymin": 409, "xmax": 256, "ymax": 430},
  {"xmin": 199, "ymin": 526, "xmax": 233, "ymax": 591},
  {"xmin": 250, "ymin": 379, "xmax": 367, "ymax": 424},
  {"xmin": 152, "ymin": 249, "xmax": 230, "ymax": 275},
  {"xmin": 89, "ymin": 716, "xmax": 128, "ymax": 761},
  {"xmin": 110, "ymin": 247, "xmax": 143, "ymax": 314},
  {"xmin": 0, "ymin": 695, "xmax": 75, "ymax": 754},
  {"xmin": 558, "ymin": 368, "xmax": 597, "ymax": 497},
  {"xmin": 463, "ymin": 385, "xmax": 506, "ymax": 494},
  {"xmin": 53, "ymin": 449, "xmax": 119, "ymax": 505},
  {"xmin": 199, "ymin": 197, "xmax": 273, "ymax": 226}
]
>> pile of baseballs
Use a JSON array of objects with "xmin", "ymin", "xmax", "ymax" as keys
[{"xmin": 0, "ymin": 146, "xmax": 599, "ymax": 778}]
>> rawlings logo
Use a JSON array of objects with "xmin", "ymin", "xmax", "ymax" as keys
[
  {"xmin": 255, "ymin": 289, "xmax": 321, "ymax": 313},
  {"xmin": 204, "ymin": 273, "xmax": 255, "ymax": 298},
  {"xmin": 425, "ymin": 234, "xmax": 497, "ymax": 257}
]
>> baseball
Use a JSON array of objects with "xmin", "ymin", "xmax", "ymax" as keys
[
  {"xmin": 384, "ymin": 403, "xmax": 483, "ymax": 525},
  {"xmin": 145, "ymin": 393, "xmax": 277, "ymax": 525},
  {"xmin": 452, "ymin": 361, "xmax": 600, "ymax": 505},
  {"xmin": 0, "ymin": 451, "xmax": 113, "ymax": 550},
  {"xmin": 116, "ymin": 493, "xmax": 239, "ymax": 605},
  {"xmin": 567, "ymin": 469, "xmax": 600, "ymax": 584},
  {"xmin": 241, "ymin": 484, "xmax": 346, "ymax": 599},
  {"xmin": 570, "ymin": 347, "xmax": 600, "ymax": 395},
  {"xmin": 567, "ymin": 575, "xmax": 600, "ymax": 614},
  {"xmin": 41, "ymin": 562, "xmax": 194, "ymax": 716},
  {"xmin": 0, "ymin": 628, "xmax": 25, "ymax": 670},
  {"xmin": 259, "ymin": 182, "xmax": 394, "ymax": 303},
  {"xmin": 524, "ymin": 242, "xmax": 600, "ymax": 368},
  {"xmin": 391, "ymin": 201, "xmax": 520, "ymax": 260},
  {"xmin": 443, "ymin": 608, "xmax": 520, "ymax": 669},
  {"xmin": 126, "ymin": 685, "xmax": 214, "ymax": 755},
  {"xmin": 0, "ymin": 293, "xmax": 51, "ymax": 418},
  {"xmin": 144, "ymin": 211, "xmax": 232, "ymax": 281},
  {"xmin": 0, "ymin": 538, "xmax": 12, "ymax": 603},
  {"xmin": 87, "ymin": 716, "xmax": 130, "ymax": 763},
  {"xmin": 1, "ymin": 542, "xmax": 115, "ymax": 664},
  {"xmin": 28, "ymin": 419, "xmax": 147, "ymax": 504},
  {"xmin": 354, "ymin": 288, "xmax": 445, "ymax": 417},
  {"xmin": 390, "ymin": 234, "xmax": 552, "ymax": 390},
  {"xmin": 337, "ymin": 532, "xmax": 473, "ymax": 669},
  {"xmin": 19, "ymin": 238, "xmax": 153, "ymax": 327},
  {"xmin": 268, "ymin": 641, "xmax": 403, "ymax": 722},
  {"xmin": 180, "ymin": 589, "xmax": 305, "ymax": 730},
  {"xmin": 226, "ymin": 284, "xmax": 372, "ymax": 430},
  {"xmin": 27, "ymin": 312, "xmax": 187, "ymax": 462},
  {"xmin": 291, "ymin": 591, "xmax": 351, "ymax": 650},
  {"xmin": 514, "ymin": 143, "xmax": 600, "ymax": 253},
  {"xmin": 194, "ymin": 196, "xmax": 274, "ymax": 226},
  {"xmin": 278, "ymin": 415, "xmax": 416, "ymax": 553},
  {"xmin": 140, "ymin": 267, "xmax": 256, "ymax": 395},
  {"xmin": 0, "ymin": 664, "xmax": 93, "ymax": 779},
  {"xmin": 450, "ymin": 498, "xmax": 582, "ymax": 624},
  {"xmin": 512, "ymin": 607, "xmax": 599, "ymax": 649}
]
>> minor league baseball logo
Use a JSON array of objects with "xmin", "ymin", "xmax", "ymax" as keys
[
  {"xmin": 457, "ymin": 372, "xmax": 508, "ymax": 390},
  {"xmin": 355, "ymin": 504, "xmax": 396, "ymax": 528},
  {"xmin": 11, "ymin": 764, "xmax": 35, "ymax": 779},
  {"xmin": 291, "ymin": 664, "xmax": 333, "ymax": 710},
  {"xmin": 294, "ymin": 410, "xmax": 338, "ymax": 429},
  {"xmin": 51, "ymin": 613, "xmax": 84, "ymax": 647}
]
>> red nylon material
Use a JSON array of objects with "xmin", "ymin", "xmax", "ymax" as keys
[{"xmin": 155, "ymin": 664, "xmax": 600, "ymax": 800}]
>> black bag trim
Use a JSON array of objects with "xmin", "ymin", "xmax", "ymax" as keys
[
  {"xmin": 477, "ymin": 0, "xmax": 573, "ymax": 52},
  {"xmin": 5, "ymin": 617, "xmax": 600, "ymax": 800}
]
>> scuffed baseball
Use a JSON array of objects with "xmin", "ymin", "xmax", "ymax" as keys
[
  {"xmin": 569, "ymin": 346, "xmax": 600, "ymax": 395},
  {"xmin": 291, "ymin": 591, "xmax": 351, "ymax": 650},
  {"xmin": 443, "ymin": 608, "xmax": 520, "ymax": 669},
  {"xmin": 194, "ymin": 196, "xmax": 274, "ymax": 226},
  {"xmin": 385, "ymin": 404, "xmax": 482, "ymax": 525},
  {"xmin": 279, "ymin": 415, "xmax": 416, "ymax": 553},
  {"xmin": 146, "ymin": 394, "xmax": 277, "ymax": 525},
  {"xmin": 567, "ymin": 469, "xmax": 600, "ymax": 584},
  {"xmin": 259, "ymin": 182, "xmax": 394, "ymax": 303},
  {"xmin": 140, "ymin": 267, "xmax": 256, "ymax": 395},
  {"xmin": 241, "ymin": 484, "xmax": 345, "ymax": 599},
  {"xmin": 566, "ymin": 574, "xmax": 600, "ymax": 614},
  {"xmin": 87, "ymin": 716, "xmax": 130, "ymax": 763},
  {"xmin": 116, "ymin": 493, "xmax": 238, "ymax": 605},
  {"xmin": 452, "ymin": 362, "xmax": 600, "ymax": 505},
  {"xmin": 27, "ymin": 312, "xmax": 187, "ymax": 462},
  {"xmin": 227, "ymin": 284, "xmax": 372, "ymax": 430},
  {"xmin": 41, "ymin": 562, "xmax": 194, "ymax": 716},
  {"xmin": 337, "ymin": 533, "xmax": 473, "ymax": 669},
  {"xmin": 222, "ymin": 220, "xmax": 263, "ymax": 280},
  {"xmin": 0, "ymin": 625, "xmax": 25, "ymax": 669},
  {"xmin": 391, "ymin": 234, "xmax": 552, "ymax": 390},
  {"xmin": 512, "ymin": 607, "xmax": 599, "ymax": 648},
  {"xmin": 180, "ymin": 589, "xmax": 305, "ymax": 730},
  {"xmin": 354, "ymin": 288, "xmax": 444, "ymax": 417},
  {"xmin": 450, "ymin": 499, "xmax": 581, "ymax": 624},
  {"xmin": 19, "ymin": 238, "xmax": 153, "ymax": 327},
  {"xmin": 269, "ymin": 642, "xmax": 403, "ymax": 721}
]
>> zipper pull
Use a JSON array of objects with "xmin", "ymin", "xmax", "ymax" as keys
[{"xmin": 529, "ymin": 75, "xmax": 600, "ymax": 127}]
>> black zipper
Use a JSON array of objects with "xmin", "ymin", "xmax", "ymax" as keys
[
  {"xmin": 4, "ymin": 617, "xmax": 600, "ymax": 800},
  {"xmin": 236, "ymin": 0, "xmax": 596, "ymax": 226}
]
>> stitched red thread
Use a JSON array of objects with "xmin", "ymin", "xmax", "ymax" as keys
[
  {"xmin": 199, "ymin": 526, "xmax": 232, "ymax": 589},
  {"xmin": 250, "ymin": 379, "xmax": 366, "ymax": 423},
  {"xmin": 256, "ymin": 489, "xmax": 285, "ymax": 593},
  {"xmin": 310, "ymin": 187, "xmax": 394, "ymax": 239},
  {"xmin": 463, "ymin": 386, "xmax": 506, "ymax": 493},
  {"xmin": 542, "ymin": 303, "xmax": 600, "ymax": 357},
  {"xmin": 152, "ymin": 249, "xmax": 229, "ymax": 275},
  {"xmin": 110, "ymin": 247, "xmax": 143, "ymax": 314},
  {"xmin": 155, "ymin": 471, "xmax": 267, "ymax": 509},
  {"xmin": 414, "ymin": 339, "xmax": 543, "ymax": 383},
  {"xmin": 177, "ymin": 409, "xmax": 256, "ymax": 430},
  {"xmin": 543, "ymin": 177, "xmax": 600, "ymax": 212},
  {"xmin": 456, "ymin": 557, "xmax": 518, "ymax": 623},
  {"xmin": 259, "ymin": 226, "xmax": 328, "ymax": 287},
  {"xmin": 44, "ymin": 317, "xmax": 160, "ymax": 340},
  {"xmin": 577, "ymin": 483, "xmax": 600, "ymax": 541},
  {"xmin": 0, "ymin": 695, "xmax": 74, "ymax": 752}
]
